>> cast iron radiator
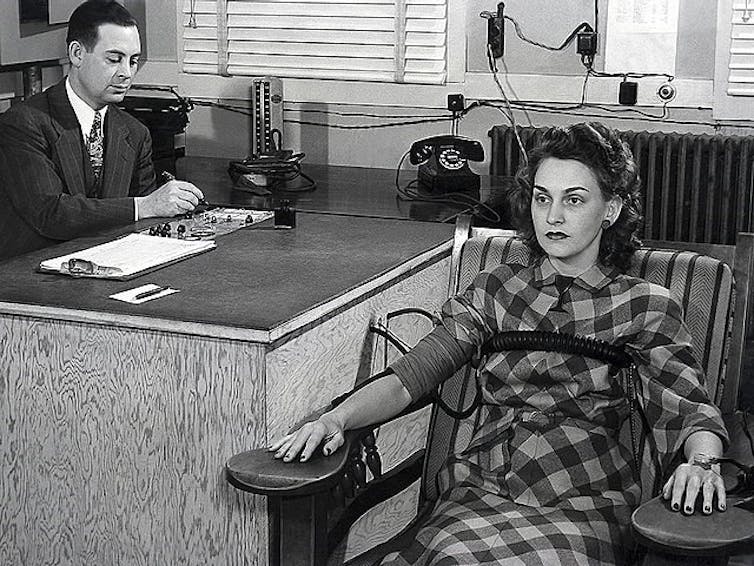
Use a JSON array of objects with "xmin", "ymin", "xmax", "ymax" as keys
[{"xmin": 489, "ymin": 125, "xmax": 754, "ymax": 244}]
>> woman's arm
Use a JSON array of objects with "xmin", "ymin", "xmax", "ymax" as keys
[
  {"xmin": 269, "ymin": 268, "xmax": 501, "ymax": 464},
  {"xmin": 684, "ymin": 430, "xmax": 724, "ymax": 462},
  {"xmin": 630, "ymin": 284, "xmax": 729, "ymax": 515},
  {"xmin": 268, "ymin": 372, "xmax": 412, "ymax": 462}
]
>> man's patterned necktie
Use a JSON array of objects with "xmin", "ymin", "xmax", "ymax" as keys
[{"xmin": 87, "ymin": 110, "xmax": 104, "ymax": 184}]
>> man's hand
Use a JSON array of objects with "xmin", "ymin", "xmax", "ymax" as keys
[{"xmin": 136, "ymin": 180, "xmax": 204, "ymax": 219}]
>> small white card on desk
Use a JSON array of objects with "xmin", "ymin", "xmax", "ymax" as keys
[{"xmin": 110, "ymin": 284, "xmax": 180, "ymax": 304}]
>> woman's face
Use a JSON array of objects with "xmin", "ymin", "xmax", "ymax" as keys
[{"xmin": 531, "ymin": 157, "xmax": 622, "ymax": 276}]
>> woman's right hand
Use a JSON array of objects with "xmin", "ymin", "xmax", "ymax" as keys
[{"xmin": 268, "ymin": 412, "xmax": 345, "ymax": 463}]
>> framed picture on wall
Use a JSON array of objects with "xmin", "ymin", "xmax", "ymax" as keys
[{"xmin": 0, "ymin": 0, "xmax": 67, "ymax": 66}]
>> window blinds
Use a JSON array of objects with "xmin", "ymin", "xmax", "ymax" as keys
[
  {"xmin": 181, "ymin": 0, "xmax": 448, "ymax": 84},
  {"xmin": 728, "ymin": 1, "xmax": 754, "ymax": 95}
]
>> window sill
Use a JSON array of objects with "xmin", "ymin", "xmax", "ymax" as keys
[{"xmin": 135, "ymin": 61, "xmax": 713, "ymax": 110}]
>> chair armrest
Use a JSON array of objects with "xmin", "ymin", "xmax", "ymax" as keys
[
  {"xmin": 226, "ymin": 394, "xmax": 434, "ymax": 498},
  {"xmin": 226, "ymin": 428, "xmax": 361, "ymax": 497},
  {"xmin": 631, "ymin": 495, "xmax": 754, "ymax": 556}
]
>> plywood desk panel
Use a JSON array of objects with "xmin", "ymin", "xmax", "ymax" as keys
[{"xmin": 0, "ymin": 213, "xmax": 453, "ymax": 565}]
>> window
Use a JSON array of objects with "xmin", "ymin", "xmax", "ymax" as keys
[
  {"xmin": 726, "ymin": 0, "xmax": 754, "ymax": 96},
  {"xmin": 181, "ymin": 0, "xmax": 449, "ymax": 85},
  {"xmin": 713, "ymin": 0, "xmax": 754, "ymax": 119}
]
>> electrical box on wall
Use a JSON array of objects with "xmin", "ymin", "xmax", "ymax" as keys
[
  {"xmin": 486, "ymin": 2, "xmax": 505, "ymax": 58},
  {"xmin": 576, "ymin": 31, "xmax": 598, "ymax": 56},
  {"xmin": 619, "ymin": 81, "xmax": 638, "ymax": 105}
]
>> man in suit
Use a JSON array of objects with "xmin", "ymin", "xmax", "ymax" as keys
[{"xmin": 0, "ymin": 0, "xmax": 204, "ymax": 260}]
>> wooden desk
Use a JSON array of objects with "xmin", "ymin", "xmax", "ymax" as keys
[
  {"xmin": 177, "ymin": 157, "xmax": 515, "ymax": 226},
  {"xmin": 0, "ymin": 213, "xmax": 454, "ymax": 565}
]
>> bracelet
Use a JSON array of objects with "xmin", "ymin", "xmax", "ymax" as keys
[{"xmin": 690, "ymin": 453, "xmax": 720, "ymax": 470}]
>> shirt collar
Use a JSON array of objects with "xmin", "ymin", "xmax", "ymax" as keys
[
  {"xmin": 65, "ymin": 77, "xmax": 108, "ymax": 141},
  {"xmin": 533, "ymin": 256, "xmax": 618, "ymax": 292}
]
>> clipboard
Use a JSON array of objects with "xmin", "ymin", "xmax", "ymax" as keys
[{"xmin": 39, "ymin": 233, "xmax": 216, "ymax": 280}]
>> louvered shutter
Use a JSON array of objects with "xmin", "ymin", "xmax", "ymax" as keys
[
  {"xmin": 728, "ymin": 1, "xmax": 754, "ymax": 95},
  {"xmin": 181, "ymin": 0, "xmax": 448, "ymax": 84}
]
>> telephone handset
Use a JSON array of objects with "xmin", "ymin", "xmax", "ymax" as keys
[{"xmin": 409, "ymin": 135, "xmax": 485, "ymax": 193}]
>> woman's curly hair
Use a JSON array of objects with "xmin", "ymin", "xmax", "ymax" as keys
[{"xmin": 508, "ymin": 122, "xmax": 643, "ymax": 273}]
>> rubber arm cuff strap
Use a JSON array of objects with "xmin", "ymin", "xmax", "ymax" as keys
[{"xmin": 389, "ymin": 325, "xmax": 471, "ymax": 402}]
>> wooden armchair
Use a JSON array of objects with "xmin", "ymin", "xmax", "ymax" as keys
[{"xmin": 226, "ymin": 215, "xmax": 754, "ymax": 565}]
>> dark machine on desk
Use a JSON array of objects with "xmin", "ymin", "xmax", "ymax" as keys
[
  {"xmin": 409, "ymin": 134, "xmax": 485, "ymax": 193},
  {"xmin": 119, "ymin": 88, "xmax": 191, "ymax": 175},
  {"xmin": 408, "ymin": 93, "xmax": 485, "ymax": 194},
  {"xmin": 228, "ymin": 76, "xmax": 315, "ymax": 195}
]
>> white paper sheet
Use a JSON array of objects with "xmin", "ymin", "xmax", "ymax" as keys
[
  {"xmin": 110, "ymin": 284, "xmax": 180, "ymax": 304},
  {"xmin": 604, "ymin": 0, "xmax": 679, "ymax": 74},
  {"xmin": 40, "ymin": 233, "xmax": 216, "ymax": 279}
]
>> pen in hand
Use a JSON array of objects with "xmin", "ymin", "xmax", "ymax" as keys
[
  {"xmin": 134, "ymin": 286, "xmax": 168, "ymax": 301},
  {"xmin": 159, "ymin": 170, "xmax": 210, "ymax": 208},
  {"xmin": 159, "ymin": 170, "xmax": 176, "ymax": 184}
]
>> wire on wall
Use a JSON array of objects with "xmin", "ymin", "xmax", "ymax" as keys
[
  {"xmin": 485, "ymin": 43, "xmax": 527, "ymax": 165},
  {"xmin": 482, "ymin": 4, "xmax": 688, "ymax": 126},
  {"xmin": 504, "ymin": 16, "xmax": 593, "ymax": 52},
  {"xmin": 188, "ymin": 0, "xmax": 197, "ymax": 28}
]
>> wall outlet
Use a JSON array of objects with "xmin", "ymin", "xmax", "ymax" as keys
[
  {"xmin": 657, "ymin": 83, "xmax": 676, "ymax": 101},
  {"xmin": 447, "ymin": 93, "xmax": 464, "ymax": 111}
]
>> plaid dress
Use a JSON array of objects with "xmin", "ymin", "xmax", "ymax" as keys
[{"xmin": 385, "ymin": 257, "xmax": 728, "ymax": 566}]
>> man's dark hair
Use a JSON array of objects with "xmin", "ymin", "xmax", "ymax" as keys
[
  {"xmin": 66, "ymin": 0, "xmax": 138, "ymax": 50},
  {"xmin": 508, "ymin": 122, "xmax": 643, "ymax": 273}
]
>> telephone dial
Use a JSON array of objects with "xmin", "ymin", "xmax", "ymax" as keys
[{"xmin": 409, "ymin": 135, "xmax": 485, "ymax": 193}]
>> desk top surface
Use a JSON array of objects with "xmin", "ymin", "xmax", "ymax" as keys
[
  {"xmin": 177, "ymin": 158, "xmax": 514, "ymax": 226},
  {"xmin": 0, "ymin": 212, "xmax": 453, "ymax": 340}
]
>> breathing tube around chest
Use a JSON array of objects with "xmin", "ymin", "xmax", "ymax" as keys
[
  {"xmin": 333, "ymin": 326, "xmax": 633, "ymax": 420},
  {"xmin": 440, "ymin": 330, "xmax": 633, "ymax": 420},
  {"xmin": 478, "ymin": 331, "xmax": 631, "ymax": 369},
  {"xmin": 448, "ymin": 330, "xmax": 648, "ymax": 486}
]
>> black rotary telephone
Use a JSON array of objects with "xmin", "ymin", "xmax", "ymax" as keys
[{"xmin": 409, "ymin": 135, "xmax": 485, "ymax": 194}]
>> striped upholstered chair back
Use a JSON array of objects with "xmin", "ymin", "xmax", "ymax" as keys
[{"xmin": 421, "ymin": 215, "xmax": 752, "ymax": 504}]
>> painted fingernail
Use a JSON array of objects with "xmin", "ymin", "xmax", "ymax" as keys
[
  {"xmin": 672, "ymin": 502, "xmax": 680, "ymax": 511},
  {"xmin": 300, "ymin": 455, "xmax": 307, "ymax": 462},
  {"xmin": 704, "ymin": 505, "xmax": 711, "ymax": 514},
  {"xmin": 324, "ymin": 448, "xmax": 330, "ymax": 456},
  {"xmin": 685, "ymin": 506, "xmax": 693, "ymax": 514}
]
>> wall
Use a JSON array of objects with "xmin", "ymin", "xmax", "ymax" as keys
[
  {"xmin": 0, "ymin": 0, "xmax": 146, "ymax": 109},
  {"xmin": 131, "ymin": 0, "xmax": 752, "ymax": 173},
  {"xmin": 466, "ymin": 0, "xmax": 715, "ymax": 78},
  {"xmin": 1, "ymin": 1, "xmax": 750, "ymax": 172}
]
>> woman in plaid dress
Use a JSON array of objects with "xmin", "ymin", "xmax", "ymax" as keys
[{"xmin": 270, "ymin": 123, "xmax": 729, "ymax": 565}]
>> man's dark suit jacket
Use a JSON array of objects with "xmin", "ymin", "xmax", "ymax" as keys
[{"xmin": 0, "ymin": 79, "xmax": 157, "ymax": 260}]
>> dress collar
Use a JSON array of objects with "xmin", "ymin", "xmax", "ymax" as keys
[{"xmin": 533, "ymin": 256, "xmax": 618, "ymax": 292}]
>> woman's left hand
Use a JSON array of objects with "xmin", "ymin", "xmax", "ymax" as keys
[{"xmin": 662, "ymin": 460, "xmax": 726, "ymax": 515}]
